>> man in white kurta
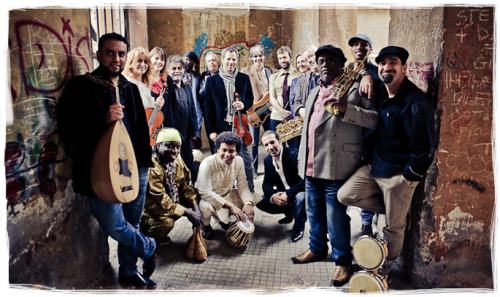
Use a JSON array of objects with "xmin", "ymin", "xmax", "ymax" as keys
[{"xmin": 195, "ymin": 132, "xmax": 255, "ymax": 239}]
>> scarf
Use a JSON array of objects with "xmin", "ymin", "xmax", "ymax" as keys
[{"xmin": 219, "ymin": 68, "xmax": 238, "ymax": 122}]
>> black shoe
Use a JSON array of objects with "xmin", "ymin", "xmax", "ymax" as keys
[
  {"xmin": 143, "ymin": 252, "xmax": 155, "ymax": 279},
  {"xmin": 291, "ymin": 229, "xmax": 304, "ymax": 242},
  {"xmin": 278, "ymin": 216, "xmax": 293, "ymax": 224},
  {"xmin": 360, "ymin": 224, "xmax": 374, "ymax": 237},
  {"xmin": 202, "ymin": 225, "xmax": 215, "ymax": 239},
  {"xmin": 118, "ymin": 272, "xmax": 157, "ymax": 289},
  {"xmin": 219, "ymin": 222, "xmax": 230, "ymax": 231}
]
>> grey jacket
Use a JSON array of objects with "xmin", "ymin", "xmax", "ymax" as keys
[{"xmin": 297, "ymin": 81, "xmax": 378, "ymax": 181}]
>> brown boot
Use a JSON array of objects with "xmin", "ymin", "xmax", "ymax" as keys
[
  {"xmin": 290, "ymin": 249, "xmax": 327, "ymax": 264},
  {"xmin": 330, "ymin": 264, "xmax": 353, "ymax": 287}
]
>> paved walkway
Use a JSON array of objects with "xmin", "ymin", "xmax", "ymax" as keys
[{"xmin": 97, "ymin": 147, "xmax": 413, "ymax": 292}]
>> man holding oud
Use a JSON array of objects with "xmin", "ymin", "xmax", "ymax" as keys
[
  {"xmin": 203, "ymin": 46, "xmax": 256, "ymax": 192},
  {"xmin": 57, "ymin": 33, "xmax": 157, "ymax": 289},
  {"xmin": 291, "ymin": 45, "xmax": 378, "ymax": 287}
]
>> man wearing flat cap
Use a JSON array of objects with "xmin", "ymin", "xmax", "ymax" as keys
[
  {"xmin": 338, "ymin": 46, "xmax": 435, "ymax": 277},
  {"xmin": 291, "ymin": 44, "xmax": 378, "ymax": 287},
  {"xmin": 141, "ymin": 128, "xmax": 202, "ymax": 246}
]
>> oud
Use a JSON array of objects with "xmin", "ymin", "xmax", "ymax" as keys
[{"xmin": 91, "ymin": 83, "xmax": 140, "ymax": 203}]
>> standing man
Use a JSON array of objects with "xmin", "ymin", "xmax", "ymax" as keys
[
  {"xmin": 162, "ymin": 55, "xmax": 199, "ymax": 181},
  {"xmin": 338, "ymin": 46, "xmax": 435, "ymax": 276},
  {"xmin": 241, "ymin": 44, "xmax": 273, "ymax": 177},
  {"xmin": 57, "ymin": 33, "xmax": 156, "ymax": 289},
  {"xmin": 204, "ymin": 46, "xmax": 255, "ymax": 193},
  {"xmin": 268, "ymin": 46, "xmax": 300, "ymax": 131},
  {"xmin": 293, "ymin": 47, "xmax": 320, "ymax": 120},
  {"xmin": 195, "ymin": 132, "xmax": 255, "ymax": 239},
  {"xmin": 257, "ymin": 131, "xmax": 306, "ymax": 242},
  {"xmin": 291, "ymin": 45, "xmax": 378, "ymax": 287},
  {"xmin": 183, "ymin": 51, "xmax": 203, "ymax": 149},
  {"xmin": 198, "ymin": 51, "xmax": 220, "ymax": 153}
]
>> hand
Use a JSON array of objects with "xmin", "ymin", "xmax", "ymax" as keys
[
  {"xmin": 209, "ymin": 132, "xmax": 218, "ymax": 142},
  {"xmin": 155, "ymin": 96, "xmax": 165, "ymax": 109},
  {"xmin": 326, "ymin": 94, "xmax": 347, "ymax": 114},
  {"xmin": 271, "ymin": 192, "xmax": 287, "ymax": 206},
  {"xmin": 185, "ymin": 208, "xmax": 202, "ymax": 226},
  {"xmin": 106, "ymin": 103, "xmax": 124, "ymax": 124},
  {"xmin": 280, "ymin": 110, "xmax": 291, "ymax": 119},
  {"xmin": 229, "ymin": 205, "xmax": 246, "ymax": 222},
  {"xmin": 298, "ymin": 108, "xmax": 305, "ymax": 119},
  {"xmin": 232, "ymin": 100, "xmax": 244, "ymax": 111},
  {"xmin": 359, "ymin": 75, "xmax": 374, "ymax": 99},
  {"xmin": 242, "ymin": 204, "xmax": 255, "ymax": 222}
]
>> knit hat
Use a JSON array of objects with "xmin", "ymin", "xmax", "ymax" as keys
[{"xmin": 156, "ymin": 128, "xmax": 182, "ymax": 144}]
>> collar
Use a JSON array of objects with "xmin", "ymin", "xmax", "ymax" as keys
[{"xmin": 91, "ymin": 66, "xmax": 130, "ymax": 87}]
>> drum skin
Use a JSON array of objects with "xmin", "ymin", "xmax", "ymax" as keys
[
  {"xmin": 348, "ymin": 271, "xmax": 388, "ymax": 293},
  {"xmin": 353, "ymin": 235, "xmax": 388, "ymax": 271}
]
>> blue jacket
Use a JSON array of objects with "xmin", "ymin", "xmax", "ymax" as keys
[
  {"xmin": 204, "ymin": 72, "xmax": 253, "ymax": 135},
  {"xmin": 370, "ymin": 77, "xmax": 435, "ymax": 181}
]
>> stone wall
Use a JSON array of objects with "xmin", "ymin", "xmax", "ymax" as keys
[{"xmin": 7, "ymin": 8, "xmax": 108, "ymax": 288}]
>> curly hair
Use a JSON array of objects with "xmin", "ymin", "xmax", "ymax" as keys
[{"xmin": 215, "ymin": 132, "xmax": 242, "ymax": 153}]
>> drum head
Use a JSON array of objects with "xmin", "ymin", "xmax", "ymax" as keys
[
  {"xmin": 348, "ymin": 271, "xmax": 387, "ymax": 293},
  {"xmin": 237, "ymin": 219, "xmax": 255, "ymax": 233},
  {"xmin": 353, "ymin": 236, "xmax": 386, "ymax": 270}
]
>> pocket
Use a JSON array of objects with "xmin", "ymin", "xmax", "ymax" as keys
[{"xmin": 400, "ymin": 174, "xmax": 416, "ymax": 187}]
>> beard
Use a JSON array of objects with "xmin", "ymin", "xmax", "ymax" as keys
[{"xmin": 381, "ymin": 73, "xmax": 394, "ymax": 84}]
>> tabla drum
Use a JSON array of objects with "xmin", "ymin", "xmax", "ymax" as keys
[
  {"xmin": 353, "ymin": 235, "xmax": 388, "ymax": 271},
  {"xmin": 348, "ymin": 271, "xmax": 388, "ymax": 293},
  {"xmin": 225, "ymin": 219, "xmax": 255, "ymax": 248}
]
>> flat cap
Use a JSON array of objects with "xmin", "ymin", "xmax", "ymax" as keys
[
  {"xmin": 348, "ymin": 34, "xmax": 372, "ymax": 48},
  {"xmin": 315, "ymin": 44, "xmax": 347, "ymax": 64},
  {"xmin": 375, "ymin": 46, "xmax": 409, "ymax": 64}
]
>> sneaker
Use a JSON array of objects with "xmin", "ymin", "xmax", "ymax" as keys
[
  {"xmin": 330, "ymin": 265, "xmax": 353, "ymax": 287},
  {"xmin": 360, "ymin": 224, "xmax": 374, "ymax": 237}
]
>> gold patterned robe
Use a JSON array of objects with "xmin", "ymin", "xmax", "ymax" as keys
[{"xmin": 140, "ymin": 155, "xmax": 200, "ymax": 240}]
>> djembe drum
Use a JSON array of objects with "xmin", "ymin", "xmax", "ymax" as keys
[{"xmin": 225, "ymin": 219, "xmax": 255, "ymax": 248}]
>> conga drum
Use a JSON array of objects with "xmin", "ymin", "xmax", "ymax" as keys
[
  {"xmin": 349, "ymin": 271, "xmax": 388, "ymax": 293},
  {"xmin": 225, "ymin": 219, "xmax": 255, "ymax": 248},
  {"xmin": 352, "ymin": 235, "xmax": 389, "ymax": 271}
]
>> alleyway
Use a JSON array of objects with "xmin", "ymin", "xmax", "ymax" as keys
[{"xmin": 96, "ymin": 147, "xmax": 413, "ymax": 292}]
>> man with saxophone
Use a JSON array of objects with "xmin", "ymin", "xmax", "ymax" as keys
[
  {"xmin": 291, "ymin": 45, "xmax": 378, "ymax": 287},
  {"xmin": 57, "ymin": 33, "xmax": 157, "ymax": 289},
  {"xmin": 338, "ymin": 46, "xmax": 435, "ymax": 278}
]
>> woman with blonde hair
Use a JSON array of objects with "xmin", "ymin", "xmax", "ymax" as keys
[
  {"xmin": 148, "ymin": 46, "xmax": 168, "ymax": 97},
  {"xmin": 124, "ymin": 47, "xmax": 164, "ymax": 109}
]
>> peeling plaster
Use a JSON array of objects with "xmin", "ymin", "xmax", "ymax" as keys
[{"xmin": 439, "ymin": 206, "xmax": 485, "ymax": 245}]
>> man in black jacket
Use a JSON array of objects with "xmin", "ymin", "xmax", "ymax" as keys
[
  {"xmin": 338, "ymin": 46, "xmax": 435, "ymax": 277},
  {"xmin": 57, "ymin": 33, "xmax": 156, "ymax": 289},
  {"xmin": 204, "ymin": 46, "xmax": 255, "ymax": 192},
  {"xmin": 257, "ymin": 131, "xmax": 306, "ymax": 242}
]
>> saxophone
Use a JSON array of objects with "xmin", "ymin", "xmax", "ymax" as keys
[
  {"xmin": 276, "ymin": 116, "xmax": 304, "ymax": 143},
  {"xmin": 324, "ymin": 55, "xmax": 368, "ymax": 115}
]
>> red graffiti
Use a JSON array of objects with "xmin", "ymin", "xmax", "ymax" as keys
[{"xmin": 14, "ymin": 18, "xmax": 91, "ymax": 95}]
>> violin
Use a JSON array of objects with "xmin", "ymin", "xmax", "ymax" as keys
[
  {"xmin": 232, "ymin": 92, "xmax": 253, "ymax": 146},
  {"xmin": 146, "ymin": 86, "xmax": 165, "ymax": 146},
  {"xmin": 246, "ymin": 92, "xmax": 271, "ymax": 127}
]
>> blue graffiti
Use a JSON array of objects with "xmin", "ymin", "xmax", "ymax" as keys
[
  {"xmin": 260, "ymin": 34, "xmax": 276, "ymax": 56},
  {"xmin": 193, "ymin": 33, "xmax": 208, "ymax": 57}
]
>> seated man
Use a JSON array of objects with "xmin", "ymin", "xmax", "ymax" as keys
[
  {"xmin": 195, "ymin": 132, "xmax": 255, "ymax": 239},
  {"xmin": 140, "ymin": 128, "xmax": 203, "ymax": 245},
  {"xmin": 257, "ymin": 131, "xmax": 306, "ymax": 242}
]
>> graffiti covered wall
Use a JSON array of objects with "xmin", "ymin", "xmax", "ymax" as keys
[{"xmin": 7, "ymin": 9, "xmax": 108, "ymax": 287}]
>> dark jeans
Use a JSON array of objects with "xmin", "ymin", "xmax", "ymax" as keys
[
  {"xmin": 88, "ymin": 167, "xmax": 156, "ymax": 277},
  {"xmin": 305, "ymin": 176, "xmax": 352, "ymax": 266},
  {"xmin": 256, "ymin": 191, "xmax": 306, "ymax": 231},
  {"xmin": 361, "ymin": 209, "xmax": 375, "ymax": 226},
  {"xmin": 249, "ymin": 118, "xmax": 270, "ymax": 173}
]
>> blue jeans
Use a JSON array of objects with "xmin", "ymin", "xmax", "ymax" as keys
[
  {"xmin": 305, "ymin": 177, "xmax": 352, "ymax": 266},
  {"xmin": 361, "ymin": 209, "xmax": 375, "ymax": 226},
  {"xmin": 249, "ymin": 119, "xmax": 270, "ymax": 173},
  {"xmin": 240, "ymin": 144, "xmax": 255, "ymax": 192},
  {"xmin": 89, "ymin": 167, "xmax": 156, "ymax": 277}
]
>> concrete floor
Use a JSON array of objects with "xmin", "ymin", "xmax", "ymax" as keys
[{"xmin": 96, "ymin": 146, "xmax": 413, "ymax": 292}]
